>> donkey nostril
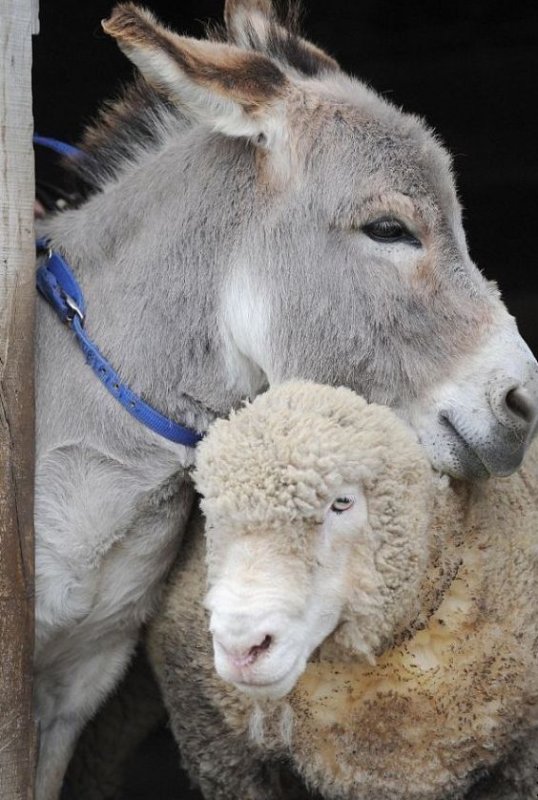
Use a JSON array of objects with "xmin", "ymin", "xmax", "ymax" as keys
[
  {"xmin": 247, "ymin": 634, "xmax": 272, "ymax": 663},
  {"xmin": 505, "ymin": 387, "xmax": 537, "ymax": 425}
]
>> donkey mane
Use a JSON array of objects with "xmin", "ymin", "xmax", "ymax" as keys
[{"xmin": 67, "ymin": 78, "xmax": 185, "ymax": 194}]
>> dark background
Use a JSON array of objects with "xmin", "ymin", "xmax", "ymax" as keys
[{"xmin": 34, "ymin": 2, "xmax": 537, "ymax": 797}]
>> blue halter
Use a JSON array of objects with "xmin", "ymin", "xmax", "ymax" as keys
[{"xmin": 35, "ymin": 136, "xmax": 203, "ymax": 448}]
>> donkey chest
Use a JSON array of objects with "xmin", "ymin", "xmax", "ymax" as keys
[{"xmin": 35, "ymin": 447, "xmax": 193, "ymax": 647}]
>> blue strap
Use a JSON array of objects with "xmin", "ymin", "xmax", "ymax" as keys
[
  {"xmin": 36, "ymin": 240, "xmax": 203, "ymax": 448},
  {"xmin": 33, "ymin": 134, "xmax": 83, "ymax": 159}
]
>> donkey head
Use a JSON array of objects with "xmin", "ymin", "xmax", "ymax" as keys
[{"xmin": 103, "ymin": 1, "xmax": 538, "ymax": 479}]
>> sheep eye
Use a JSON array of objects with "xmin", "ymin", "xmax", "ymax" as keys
[
  {"xmin": 363, "ymin": 216, "xmax": 421, "ymax": 247},
  {"xmin": 330, "ymin": 497, "xmax": 354, "ymax": 514}
]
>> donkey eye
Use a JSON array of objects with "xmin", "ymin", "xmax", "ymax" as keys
[
  {"xmin": 330, "ymin": 496, "xmax": 355, "ymax": 514},
  {"xmin": 363, "ymin": 217, "xmax": 421, "ymax": 247}
]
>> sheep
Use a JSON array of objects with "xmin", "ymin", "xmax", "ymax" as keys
[{"xmin": 147, "ymin": 381, "xmax": 538, "ymax": 800}]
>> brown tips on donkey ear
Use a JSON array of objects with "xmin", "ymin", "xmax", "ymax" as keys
[
  {"xmin": 102, "ymin": 3, "xmax": 290, "ymax": 143},
  {"xmin": 224, "ymin": 0, "xmax": 340, "ymax": 76}
]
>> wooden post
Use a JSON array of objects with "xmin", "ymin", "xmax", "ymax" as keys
[{"xmin": 0, "ymin": 0, "xmax": 39, "ymax": 798}]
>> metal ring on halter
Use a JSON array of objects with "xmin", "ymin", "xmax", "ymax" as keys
[{"xmin": 63, "ymin": 293, "xmax": 85, "ymax": 326}]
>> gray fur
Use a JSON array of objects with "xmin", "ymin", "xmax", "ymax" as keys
[{"xmin": 33, "ymin": 2, "xmax": 538, "ymax": 797}]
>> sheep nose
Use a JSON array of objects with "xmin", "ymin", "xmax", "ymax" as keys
[
  {"xmin": 214, "ymin": 633, "xmax": 273, "ymax": 669},
  {"xmin": 489, "ymin": 381, "xmax": 538, "ymax": 440}
]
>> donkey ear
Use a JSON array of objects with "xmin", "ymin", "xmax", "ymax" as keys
[
  {"xmin": 102, "ymin": 4, "xmax": 289, "ymax": 142},
  {"xmin": 224, "ymin": 0, "xmax": 340, "ymax": 76}
]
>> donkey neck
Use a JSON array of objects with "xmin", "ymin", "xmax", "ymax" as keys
[{"xmin": 45, "ymin": 131, "xmax": 261, "ymax": 428}]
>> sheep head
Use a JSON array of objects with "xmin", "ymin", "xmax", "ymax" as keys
[{"xmin": 196, "ymin": 381, "xmax": 435, "ymax": 699}]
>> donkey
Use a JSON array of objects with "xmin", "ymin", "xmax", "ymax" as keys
[{"xmin": 34, "ymin": 1, "xmax": 538, "ymax": 797}]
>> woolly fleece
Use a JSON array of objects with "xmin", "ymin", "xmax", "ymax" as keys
[{"xmin": 148, "ymin": 382, "xmax": 538, "ymax": 800}]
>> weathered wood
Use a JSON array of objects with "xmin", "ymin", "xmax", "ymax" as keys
[{"xmin": 0, "ymin": 0, "xmax": 39, "ymax": 798}]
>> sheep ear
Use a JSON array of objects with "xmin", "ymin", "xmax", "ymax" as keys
[
  {"xmin": 102, "ymin": 3, "xmax": 289, "ymax": 143},
  {"xmin": 224, "ymin": 0, "xmax": 340, "ymax": 76}
]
